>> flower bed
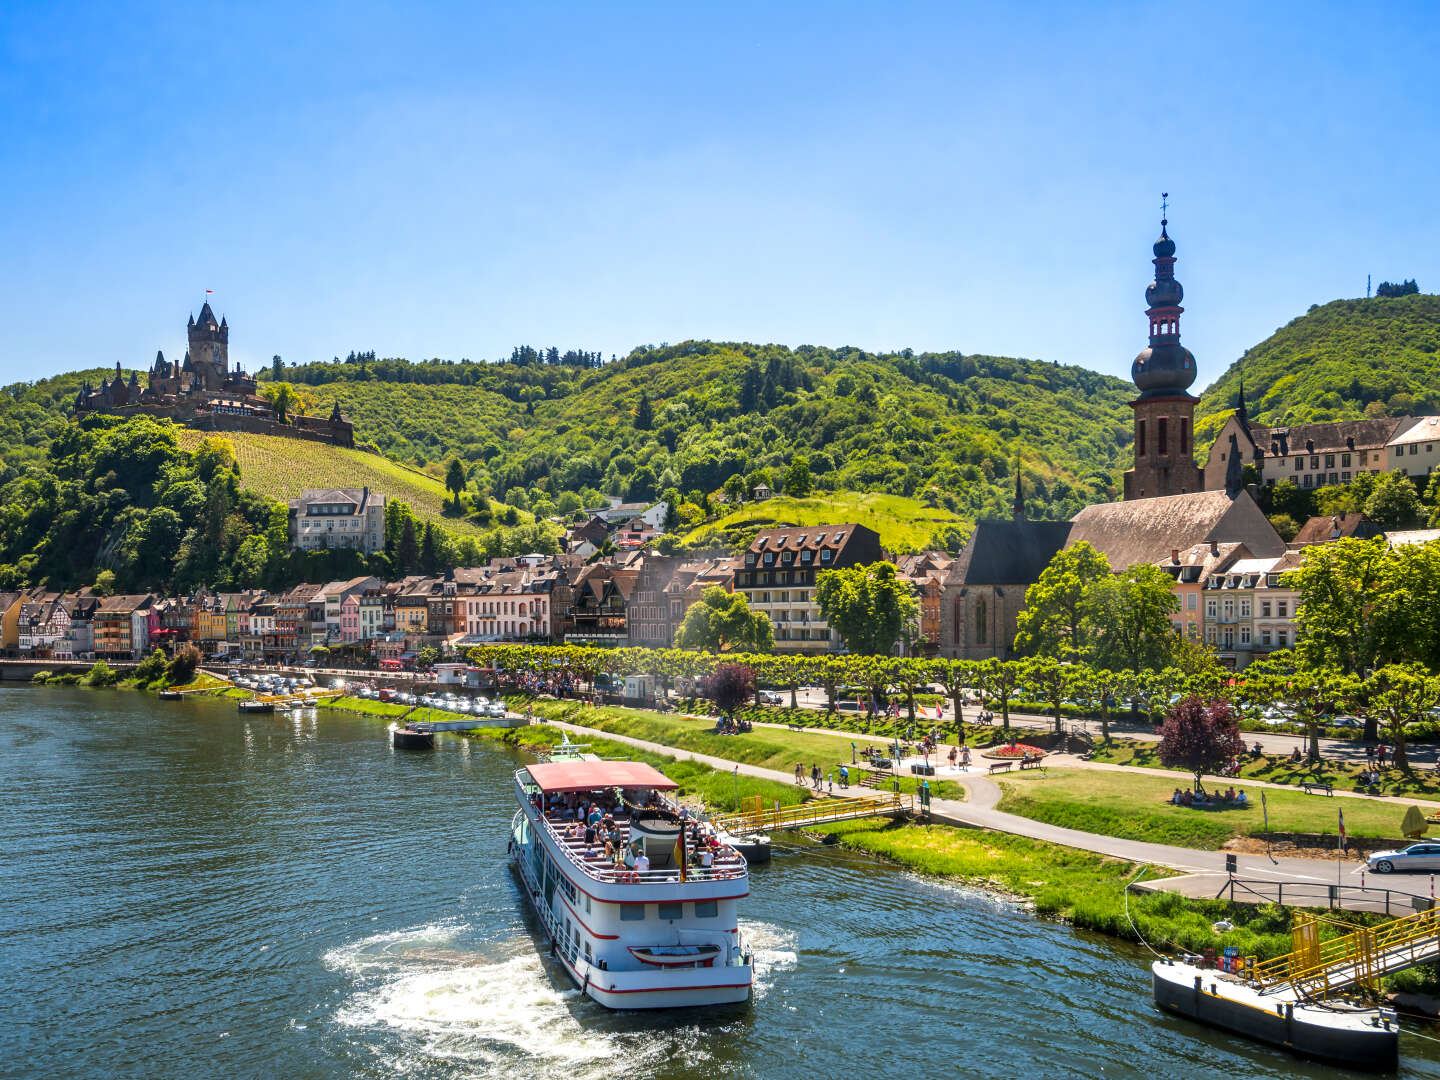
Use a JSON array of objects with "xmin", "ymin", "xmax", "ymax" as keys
[{"xmin": 980, "ymin": 742, "xmax": 1047, "ymax": 760}]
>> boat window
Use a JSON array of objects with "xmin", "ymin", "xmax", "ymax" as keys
[
  {"xmin": 693, "ymin": 901, "xmax": 718, "ymax": 918},
  {"xmin": 658, "ymin": 902, "xmax": 683, "ymax": 921},
  {"xmin": 620, "ymin": 905, "xmax": 646, "ymax": 921}
]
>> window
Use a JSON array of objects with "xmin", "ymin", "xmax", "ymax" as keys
[
  {"xmin": 1240, "ymin": 626, "xmax": 1251, "ymax": 645},
  {"xmin": 1342, "ymin": 453, "xmax": 1352, "ymax": 468},
  {"xmin": 1342, "ymin": 472, "xmax": 1351, "ymax": 482},
  {"xmin": 620, "ymin": 905, "xmax": 646, "ymax": 922},
  {"xmin": 1396, "ymin": 446, "xmax": 1404, "ymax": 458},
  {"xmin": 1180, "ymin": 417, "xmax": 1190, "ymax": 455},
  {"xmin": 1277, "ymin": 600, "xmax": 1288, "ymax": 618},
  {"xmin": 975, "ymin": 596, "xmax": 988, "ymax": 646},
  {"xmin": 1260, "ymin": 600, "xmax": 1271, "ymax": 618},
  {"xmin": 820, "ymin": 550, "xmax": 832, "ymax": 562},
  {"xmin": 1158, "ymin": 417, "xmax": 1169, "ymax": 455},
  {"xmin": 1206, "ymin": 599, "xmax": 1217, "ymax": 618},
  {"xmin": 694, "ymin": 900, "xmax": 718, "ymax": 918},
  {"xmin": 1137, "ymin": 419, "xmax": 1146, "ymax": 457},
  {"xmin": 1239, "ymin": 600, "xmax": 1251, "ymax": 618},
  {"xmin": 1186, "ymin": 593, "xmax": 1196, "ymax": 611},
  {"xmin": 1294, "ymin": 458, "xmax": 1302, "ymax": 471},
  {"xmin": 1311, "ymin": 456, "xmax": 1320, "ymax": 469},
  {"xmin": 1261, "ymin": 629, "xmax": 1272, "ymax": 647},
  {"xmin": 1276, "ymin": 629, "xmax": 1288, "ymax": 647},
  {"xmin": 1206, "ymin": 626, "xmax": 1217, "ymax": 644},
  {"xmin": 1302, "ymin": 475, "xmax": 1313, "ymax": 488},
  {"xmin": 1412, "ymin": 444, "xmax": 1420, "ymax": 456},
  {"xmin": 657, "ymin": 902, "xmax": 683, "ymax": 921}
]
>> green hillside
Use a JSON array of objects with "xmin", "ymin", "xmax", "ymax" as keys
[
  {"xmin": 272, "ymin": 342, "xmax": 1136, "ymax": 523},
  {"xmin": 682, "ymin": 493, "xmax": 969, "ymax": 553},
  {"xmin": 171, "ymin": 428, "xmax": 496, "ymax": 536},
  {"xmin": 1196, "ymin": 293, "xmax": 1440, "ymax": 446}
]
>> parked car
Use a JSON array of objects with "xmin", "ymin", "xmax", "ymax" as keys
[
  {"xmin": 1329, "ymin": 715, "xmax": 1363, "ymax": 729},
  {"xmin": 758, "ymin": 690, "xmax": 784, "ymax": 706},
  {"xmin": 1368, "ymin": 843, "xmax": 1440, "ymax": 873}
]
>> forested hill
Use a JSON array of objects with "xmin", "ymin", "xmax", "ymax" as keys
[
  {"xmin": 266, "ymin": 343, "xmax": 1136, "ymax": 522},
  {"xmin": 1195, "ymin": 292, "xmax": 1440, "ymax": 446}
]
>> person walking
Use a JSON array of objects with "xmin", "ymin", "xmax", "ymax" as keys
[
  {"xmin": 811, "ymin": 763, "xmax": 821, "ymax": 790},
  {"xmin": 795, "ymin": 762, "xmax": 804, "ymax": 786}
]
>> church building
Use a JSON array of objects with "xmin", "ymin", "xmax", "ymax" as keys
[{"xmin": 938, "ymin": 211, "xmax": 1283, "ymax": 660}]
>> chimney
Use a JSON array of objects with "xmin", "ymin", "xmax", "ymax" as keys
[
  {"xmin": 1209, "ymin": 541, "xmax": 1219, "ymax": 557},
  {"xmin": 1171, "ymin": 548, "xmax": 1180, "ymax": 564}
]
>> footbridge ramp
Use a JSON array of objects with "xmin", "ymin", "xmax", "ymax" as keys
[{"xmin": 1250, "ymin": 907, "xmax": 1440, "ymax": 998}]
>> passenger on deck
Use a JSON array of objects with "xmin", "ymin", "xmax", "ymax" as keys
[{"xmin": 634, "ymin": 851, "xmax": 650, "ymax": 874}]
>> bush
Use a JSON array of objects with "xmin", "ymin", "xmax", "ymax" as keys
[
  {"xmin": 30, "ymin": 670, "xmax": 53, "ymax": 684},
  {"xmin": 165, "ymin": 644, "xmax": 201, "ymax": 686},
  {"xmin": 85, "ymin": 661, "xmax": 119, "ymax": 687},
  {"xmin": 133, "ymin": 648, "xmax": 168, "ymax": 687}
]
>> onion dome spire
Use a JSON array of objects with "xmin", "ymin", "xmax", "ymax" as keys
[{"xmin": 1131, "ymin": 195, "xmax": 1198, "ymax": 399}]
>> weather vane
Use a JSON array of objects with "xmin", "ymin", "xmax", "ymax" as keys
[{"xmin": 1161, "ymin": 192, "xmax": 1168, "ymax": 225}]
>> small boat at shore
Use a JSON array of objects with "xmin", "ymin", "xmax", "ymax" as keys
[
  {"xmin": 238, "ymin": 699, "xmax": 274, "ymax": 714},
  {"xmin": 510, "ymin": 758, "xmax": 753, "ymax": 1009},
  {"xmin": 157, "ymin": 690, "xmax": 182, "ymax": 701}
]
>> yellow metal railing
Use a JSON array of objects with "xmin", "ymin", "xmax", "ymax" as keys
[
  {"xmin": 713, "ymin": 793, "xmax": 912, "ymax": 834},
  {"xmin": 1250, "ymin": 907, "xmax": 1440, "ymax": 996}
]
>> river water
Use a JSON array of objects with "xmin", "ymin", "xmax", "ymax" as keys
[{"xmin": 3, "ymin": 686, "xmax": 1438, "ymax": 1079}]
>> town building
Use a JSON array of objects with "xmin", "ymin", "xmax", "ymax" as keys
[
  {"xmin": 895, "ymin": 551, "xmax": 954, "ymax": 655},
  {"xmin": 731, "ymin": 524, "xmax": 885, "ymax": 653},
  {"xmin": 1290, "ymin": 513, "xmax": 1382, "ymax": 547},
  {"xmin": 1155, "ymin": 542, "xmax": 1250, "ymax": 642},
  {"xmin": 627, "ymin": 555, "xmax": 679, "ymax": 647},
  {"xmin": 289, "ymin": 488, "xmax": 388, "ymax": 554},
  {"xmin": 1203, "ymin": 406, "xmax": 1405, "ymax": 492}
]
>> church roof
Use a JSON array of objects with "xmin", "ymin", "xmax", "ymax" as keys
[
  {"xmin": 1068, "ymin": 489, "xmax": 1285, "ymax": 570},
  {"xmin": 945, "ymin": 520, "xmax": 1073, "ymax": 586}
]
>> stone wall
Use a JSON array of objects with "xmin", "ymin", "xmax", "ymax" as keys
[{"xmin": 78, "ymin": 404, "xmax": 354, "ymax": 449}]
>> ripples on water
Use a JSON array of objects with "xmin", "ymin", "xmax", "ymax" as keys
[{"xmin": 4, "ymin": 687, "xmax": 1440, "ymax": 1079}]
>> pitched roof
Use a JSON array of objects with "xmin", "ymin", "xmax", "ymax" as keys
[
  {"xmin": 1292, "ymin": 513, "xmax": 1380, "ymax": 546},
  {"xmin": 1387, "ymin": 529, "xmax": 1440, "ymax": 548},
  {"xmin": 1068, "ymin": 490, "xmax": 1285, "ymax": 569},
  {"xmin": 945, "ymin": 520, "xmax": 1073, "ymax": 586},
  {"xmin": 1389, "ymin": 416, "xmax": 1440, "ymax": 446},
  {"xmin": 1247, "ymin": 417, "xmax": 1404, "ymax": 455},
  {"xmin": 747, "ymin": 523, "xmax": 876, "ymax": 553}
]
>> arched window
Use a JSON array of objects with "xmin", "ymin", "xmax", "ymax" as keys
[
  {"xmin": 975, "ymin": 597, "xmax": 988, "ymax": 646},
  {"xmin": 952, "ymin": 595, "xmax": 962, "ymax": 646}
]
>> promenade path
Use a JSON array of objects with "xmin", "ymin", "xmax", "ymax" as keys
[{"xmin": 542, "ymin": 718, "xmax": 1440, "ymax": 909}]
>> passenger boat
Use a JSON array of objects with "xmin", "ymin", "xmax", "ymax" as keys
[{"xmin": 510, "ymin": 758, "xmax": 753, "ymax": 1009}]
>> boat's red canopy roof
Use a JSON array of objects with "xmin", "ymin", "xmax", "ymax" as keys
[{"xmin": 525, "ymin": 760, "xmax": 678, "ymax": 794}]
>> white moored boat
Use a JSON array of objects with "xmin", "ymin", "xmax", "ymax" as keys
[{"xmin": 510, "ymin": 758, "xmax": 753, "ymax": 1009}]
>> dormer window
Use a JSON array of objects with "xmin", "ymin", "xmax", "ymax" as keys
[
  {"xmin": 763, "ymin": 553, "xmax": 774, "ymax": 565},
  {"xmin": 801, "ymin": 551, "xmax": 812, "ymax": 563},
  {"xmin": 782, "ymin": 552, "xmax": 793, "ymax": 564},
  {"xmin": 745, "ymin": 554, "xmax": 755, "ymax": 566},
  {"xmin": 821, "ymin": 549, "xmax": 833, "ymax": 562}
]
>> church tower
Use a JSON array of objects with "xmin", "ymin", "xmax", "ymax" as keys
[
  {"xmin": 1122, "ymin": 207, "xmax": 1205, "ymax": 500},
  {"xmin": 187, "ymin": 301, "xmax": 229, "ymax": 390}
]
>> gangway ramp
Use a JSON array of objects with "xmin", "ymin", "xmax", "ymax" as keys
[
  {"xmin": 712, "ymin": 792, "xmax": 912, "ymax": 834},
  {"xmin": 1250, "ymin": 906, "xmax": 1440, "ymax": 997}
]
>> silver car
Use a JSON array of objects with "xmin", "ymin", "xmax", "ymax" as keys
[{"xmin": 1368, "ymin": 843, "xmax": 1440, "ymax": 873}]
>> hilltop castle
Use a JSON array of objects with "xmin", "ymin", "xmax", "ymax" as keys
[{"xmin": 73, "ymin": 302, "xmax": 354, "ymax": 448}]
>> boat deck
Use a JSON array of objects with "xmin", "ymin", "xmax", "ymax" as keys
[{"xmin": 538, "ymin": 808, "xmax": 747, "ymax": 884}]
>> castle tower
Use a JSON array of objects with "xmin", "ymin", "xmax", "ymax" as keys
[
  {"xmin": 1122, "ymin": 208, "xmax": 1205, "ymax": 500},
  {"xmin": 187, "ymin": 301, "xmax": 229, "ymax": 390}
]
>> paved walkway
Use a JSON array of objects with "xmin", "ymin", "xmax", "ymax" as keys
[{"xmin": 544, "ymin": 718, "xmax": 1440, "ymax": 905}]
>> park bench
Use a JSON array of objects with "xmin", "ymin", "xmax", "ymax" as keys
[
  {"xmin": 1301, "ymin": 781, "xmax": 1334, "ymax": 796},
  {"xmin": 1018, "ymin": 759, "xmax": 1047, "ymax": 773},
  {"xmin": 988, "ymin": 760, "xmax": 1015, "ymax": 775},
  {"xmin": 787, "ymin": 723, "xmax": 806, "ymax": 731}
]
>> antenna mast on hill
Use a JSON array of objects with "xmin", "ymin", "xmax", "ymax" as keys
[{"xmin": 1367, "ymin": 274, "xmax": 1372, "ymax": 299}]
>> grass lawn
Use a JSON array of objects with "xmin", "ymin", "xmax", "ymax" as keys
[
  {"xmin": 174, "ymin": 428, "xmax": 513, "ymax": 537},
  {"xmin": 997, "ymin": 767, "xmax": 1423, "ymax": 850},
  {"xmin": 682, "ymin": 492, "xmax": 964, "ymax": 552},
  {"xmin": 816, "ymin": 819, "xmax": 1353, "ymax": 962},
  {"xmin": 1089, "ymin": 737, "xmax": 1440, "ymax": 798},
  {"xmin": 519, "ymin": 698, "xmax": 966, "ymax": 800}
]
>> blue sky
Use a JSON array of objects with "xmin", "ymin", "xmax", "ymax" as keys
[{"xmin": 2, "ymin": 2, "xmax": 1437, "ymax": 391}]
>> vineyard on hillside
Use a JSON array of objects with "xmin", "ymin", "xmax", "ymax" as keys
[{"xmin": 174, "ymin": 429, "xmax": 491, "ymax": 535}]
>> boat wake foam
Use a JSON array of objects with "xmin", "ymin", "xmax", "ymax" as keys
[
  {"xmin": 741, "ymin": 920, "xmax": 797, "ymax": 998},
  {"xmin": 325, "ymin": 922, "xmax": 711, "ymax": 1078}
]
